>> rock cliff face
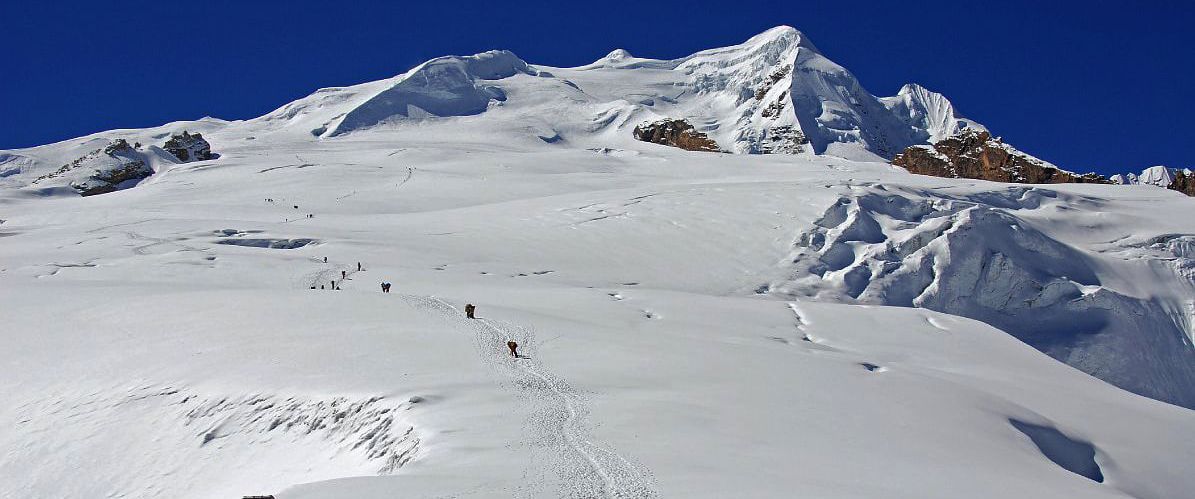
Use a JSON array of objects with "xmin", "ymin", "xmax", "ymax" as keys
[
  {"xmin": 1170, "ymin": 170, "xmax": 1195, "ymax": 196},
  {"xmin": 632, "ymin": 119, "xmax": 720, "ymax": 152},
  {"xmin": 163, "ymin": 131, "xmax": 214, "ymax": 162},
  {"xmin": 892, "ymin": 130, "xmax": 1108, "ymax": 185}
]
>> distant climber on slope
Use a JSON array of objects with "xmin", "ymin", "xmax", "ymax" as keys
[
  {"xmin": 507, "ymin": 340, "xmax": 519, "ymax": 358},
  {"xmin": 465, "ymin": 303, "xmax": 476, "ymax": 319}
]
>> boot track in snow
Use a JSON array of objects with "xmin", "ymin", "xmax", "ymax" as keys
[{"xmin": 403, "ymin": 295, "xmax": 657, "ymax": 498}]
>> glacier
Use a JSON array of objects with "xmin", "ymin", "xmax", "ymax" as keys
[{"xmin": 1, "ymin": 25, "xmax": 1193, "ymax": 499}]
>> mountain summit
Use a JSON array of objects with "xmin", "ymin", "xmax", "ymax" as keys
[{"xmin": 2, "ymin": 26, "xmax": 985, "ymax": 191}]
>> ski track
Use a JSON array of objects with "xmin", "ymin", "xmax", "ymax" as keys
[{"xmin": 402, "ymin": 295, "xmax": 657, "ymax": 498}]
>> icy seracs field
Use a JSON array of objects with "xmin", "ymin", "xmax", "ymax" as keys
[{"xmin": 2, "ymin": 26, "xmax": 1194, "ymax": 498}]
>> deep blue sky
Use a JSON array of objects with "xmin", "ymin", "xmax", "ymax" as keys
[{"xmin": 3, "ymin": 1, "xmax": 1192, "ymax": 174}]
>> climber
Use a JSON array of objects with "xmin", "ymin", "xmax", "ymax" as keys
[
  {"xmin": 507, "ymin": 341, "xmax": 519, "ymax": 358},
  {"xmin": 357, "ymin": 262, "xmax": 362, "ymax": 271},
  {"xmin": 465, "ymin": 303, "xmax": 476, "ymax": 319}
]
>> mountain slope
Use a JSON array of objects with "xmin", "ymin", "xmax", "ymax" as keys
[{"xmin": 1, "ymin": 26, "xmax": 1193, "ymax": 499}]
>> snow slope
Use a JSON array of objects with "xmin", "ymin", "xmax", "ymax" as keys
[{"xmin": 1, "ymin": 26, "xmax": 1193, "ymax": 499}]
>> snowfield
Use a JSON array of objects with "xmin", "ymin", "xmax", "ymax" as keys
[{"xmin": 2, "ymin": 26, "xmax": 1193, "ymax": 498}]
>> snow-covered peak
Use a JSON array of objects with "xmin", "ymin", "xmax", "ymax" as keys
[
  {"xmin": 604, "ymin": 48, "xmax": 633, "ymax": 61},
  {"xmin": 738, "ymin": 25, "xmax": 816, "ymax": 54},
  {"xmin": 257, "ymin": 50, "xmax": 537, "ymax": 137},
  {"xmin": 1139, "ymin": 165, "xmax": 1176, "ymax": 187},
  {"xmin": 328, "ymin": 50, "xmax": 535, "ymax": 136},
  {"xmin": 242, "ymin": 26, "xmax": 984, "ymax": 160},
  {"xmin": 1114, "ymin": 165, "xmax": 1178, "ymax": 187},
  {"xmin": 677, "ymin": 25, "xmax": 809, "ymax": 77},
  {"xmin": 883, "ymin": 83, "xmax": 986, "ymax": 143},
  {"xmin": 6, "ymin": 26, "xmax": 989, "ymax": 180}
]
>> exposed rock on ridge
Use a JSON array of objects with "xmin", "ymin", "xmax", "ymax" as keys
[{"xmin": 892, "ymin": 130, "xmax": 1108, "ymax": 185}]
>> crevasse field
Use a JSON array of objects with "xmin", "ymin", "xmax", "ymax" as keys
[{"xmin": 1, "ymin": 27, "xmax": 1193, "ymax": 498}]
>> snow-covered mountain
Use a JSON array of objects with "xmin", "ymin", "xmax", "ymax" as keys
[
  {"xmin": 2, "ymin": 26, "xmax": 1193, "ymax": 499},
  {"xmin": 1, "ymin": 25, "xmax": 983, "ymax": 192}
]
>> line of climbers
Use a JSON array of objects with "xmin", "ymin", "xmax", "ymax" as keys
[{"xmin": 308, "ymin": 259, "xmax": 520, "ymax": 359}]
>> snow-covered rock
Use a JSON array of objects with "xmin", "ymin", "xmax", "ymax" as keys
[
  {"xmin": 1138, "ymin": 165, "xmax": 1176, "ymax": 187},
  {"xmin": 1109, "ymin": 165, "xmax": 1195, "ymax": 196},
  {"xmin": 31, "ymin": 139, "xmax": 153, "ymax": 196}
]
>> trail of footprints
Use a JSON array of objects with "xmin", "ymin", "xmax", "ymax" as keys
[{"xmin": 402, "ymin": 295, "xmax": 658, "ymax": 498}]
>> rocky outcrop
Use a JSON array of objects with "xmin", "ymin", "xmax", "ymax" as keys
[
  {"xmin": 754, "ymin": 64, "xmax": 791, "ymax": 101},
  {"xmin": 71, "ymin": 140, "xmax": 152, "ymax": 196},
  {"xmin": 34, "ymin": 139, "xmax": 153, "ymax": 196},
  {"xmin": 632, "ymin": 119, "xmax": 720, "ymax": 152},
  {"xmin": 892, "ymin": 130, "xmax": 1108, "ymax": 185},
  {"xmin": 1170, "ymin": 170, "xmax": 1195, "ymax": 196},
  {"xmin": 163, "ymin": 131, "xmax": 214, "ymax": 162}
]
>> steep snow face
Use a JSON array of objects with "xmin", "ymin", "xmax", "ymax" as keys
[
  {"xmin": 625, "ymin": 26, "xmax": 973, "ymax": 159},
  {"xmin": 771, "ymin": 185, "xmax": 1195, "ymax": 409},
  {"xmin": 1110, "ymin": 166, "xmax": 1195, "ymax": 194},
  {"xmin": 1109, "ymin": 173, "xmax": 1135, "ymax": 184},
  {"xmin": 326, "ymin": 50, "xmax": 536, "ymax": 136},
  {"xmin": 882, "ymin": 83, "xmax": 986, "ymax": 143},
  {"xmin": 254, "ymin": 51, "xmax": 536, "ymax": 138},
  {"xmin": 1139, "ymin": 165, "xmax": 1176, "ymax": 187}
]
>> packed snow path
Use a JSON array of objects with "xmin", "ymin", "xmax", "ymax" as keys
[{"xmin": 403, "ymin": 295, "xmax": 658, "ymax": 498}]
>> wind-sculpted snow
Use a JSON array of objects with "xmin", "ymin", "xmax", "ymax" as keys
[
  {"xmin": 881, "ymin": 83, "xmax": 985, "ymax": 143},
  {"xmin": 325, "ymin": 51, "xmax": 535, "ymax": 136},
  {"xmin": 773, "ymin": 186, "xmax": 1195, "ymax": 408},
  {"xmin": 2, "ymin": 385, "xmax": 419, "ymax": 498}
]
